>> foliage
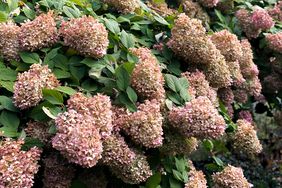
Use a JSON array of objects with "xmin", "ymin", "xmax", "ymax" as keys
[{"xmin": 0, "ymin": 0, "xmax": 281, "ymax": 188}]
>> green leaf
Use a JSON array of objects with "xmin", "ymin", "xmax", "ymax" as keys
[
  {"xmin": 0, "ymin": 81, "xmax": 14, "ymax": 92},
  {"xmin": 120, "ymin": 30, "xmax": 135, "ymax": 49},
  {"xmin": 0, "ymin": 96, "xmax": 18, "ymax": 112},
  {"xmin": 53, "ymin": 69, "xmax": 71, "ymax": 79},
  {"xmin": 80, "ymin": 58, "xmax": 96, "ymax": 67},
  {"xmin": 0, "ymin": 110, "xmax": 20, "ymax": 136},
  {"xmin": 167, "ymin": 92, "xmax": 182, "ymax": 105},
  {"xmin": 154, "ymin": 15, "xmax": 170, "ymax": 25},
  {"xmin": 213, "ymin": 156, "xmax": 224, "ymax": 167},
  {"xmin": 63, "ymin": 6, "xmax": 81, "ymax": 18},
  {"xmin": 178, "ymin": 77, "xmax": 189, "ymax": 88},
  {"xmin": 0, "ymin": 11, "xmax": 8, "ymax": 22},
  {"xmin": 215, "ymin": 9, "xmax": 226, "ymax": 24},
  {"xmin": 169, "ymin": 178, "xmax": 182, "ymax": 188},
  {"xmin": 44, "ymin": 47, "xmax": 60, "ymax": 64},
  {"xmin": 115, "ymin": 66, "xmax": 130, "ymax": 91},
  {"xmin": 89, "ymin": 63, "xmax": 106, "ymax": 79},
  {"xmin": 55, "ymin": 86, "xmax": 77, "ymax": 95},
  {"xmin": 0, "ymin": 68, "xmax": 17, "ymax": 81},
  {"xmin": 104, "ymin": 18, "xmax": 120, "ymax": 34},
  {"xmin": 203, "ymin": 139, "xmax": 214, "ymax": 151},
  {"xmin": 126, "ymin": 86, "xmax": 137, "ymax": 103},
  {"xmin": 48, "ymin": 124, "xmax": 57, "ymax": 134},
  {"xmin": 42, "ymin": 89, "xmax": 64, "ymax": 105},
  {"xmin": 21, "ymin": 138, "xmax": 44, "ymax": 150},
  {"xmin": 172, "ymin": 169, "xmax": 184, "ymax": 182},
  {"xmin": 146, "ymin": 172, "xmax": 161, "ymax": 188},
  {"xmin": 165, "ymin": 99, "xmax": 173, "ymax": 110},
  {"xmin": 19, "ymin": 52, "xmax": 40, "ymax": 64},
  {"xmin": 175, "ymin": 157, "xmax": 186, "ymax": 172},
  {"xmin": 118, "ymin": 92, "xmax": 137, "ymax": 112},
  {"xmin": 182, "ymin": 171, "xmax": 188, "ymax": 183},
  {"xmin": 7, "ymin": 0, "xmax": 19, "ymax": 11},
  {"xmin": 165, "ymin": 74, "xmax": 177, "ymax": 92},
  {"xmin": 179, "ymin": 88, "xmax": 191, "ymax": 103},
  {"xmin": 81, "ymin": 79, "xmax": 98, "ymax": 92},
  {"xmin": 22, "ymin": 6, "xmax": 36, "ymax": 19},
  {"xmin": 42, "ymin": 106, "xmax": 57, "ymax": 120}
]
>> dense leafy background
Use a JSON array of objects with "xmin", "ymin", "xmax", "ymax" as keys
[{"xmin": 0, "ymin": 0, "xmax": 281, "ymax": 188}]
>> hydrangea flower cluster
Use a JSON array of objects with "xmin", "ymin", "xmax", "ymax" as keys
[
  {"xmin": 168, "ymin": 13, "xmax": 232, "ymax": 88},
  {"xmin": 120, "ymin": 99, "xmax": 164, "ymax": 148},
  {"xmin": 238, "ymin": 110, "xmax": 253, "ymax": 123},
  {"xmin": 265, "ymin": 32, "xmax": 282, "ymax": 53},
  {"xmin": 19, "ymin": 11, "xmax": 58, "ymax": 51},
  {"xmin": 168, "ymin": 96, "xmax": 226, "ymax": 139},
  {"xmin": 0, "ymin": 22, "xmax": 20, "ymax": 61},
  {"xmin": 185, "ymin": 161, "xmax": 207, "ymax": 188},
  {"xmin": 197, "ymin": 0, "xmax": 219, "ymax": 8},
  {"xmin": 217, "ymin": 87, "xmax": 234, "ymax": 106},
  {"xmin": 102, "ymin": 0, "xmax": 140, "ymax": 14},
  {"xmin": 52, "ymin": 109, "xmax": 103, "ymax": 167},
  {"xmin": 239, "ymin": 40, "xmax": 262, "ymax": 97},
  {"xmin": 182, "ymin": 0, "xmax": 210, "ymax": 25},
  {"xmin": 212, "ymin": 165, "xmax": 251, "ymax": 188},
  {"xmin": 236, "ymin": 7, "xmax": 274, "ymax": 38},
  {"xmin": 111, "ymin": 152, "xmax": 153, "ymax": 184},
  {"xmin": 182, "ymin": 70, "xmax": 218, "ymax": 107},
  {"xmin": 101, "ymin": 133, "xmax": 136, "ymax": 168},
  {"xmin": 67, "ymin": 92, "xmax": 113, "ymax": 139},
  {"xmin": 0, "ymin": 139, "xmax": 42, "ymax": 188},
  {"xmin": 210, "ymin": 30, "xmax": 245, "ymax": 86},
  {"xmin": 13, "ymin": 64, "xmax": 60, "ymax": 109},
  {"xmin": 147, "ymin": 0, "xmax": 176, "ymax": 17},
  {"xmin": 60, "ymin": 16, "xmax": 109, "ymax": 58},
  {"xmin": 268, "ymin": 1, "xmax": 282, "ymax": 21},
  {"xmin": 130, "ymin": 47, "xmax": 165, "ymax": 103},
  {"xmin": 43, "ymin": 153, "xmax": 76, "ymax": 188},
  {"xmin": 230, "ymin": 119, "xmax": 262, "ymax": 158},
  {"xmin": 25, "ymin": 121, "xmax": 51, "ymax": 144}
]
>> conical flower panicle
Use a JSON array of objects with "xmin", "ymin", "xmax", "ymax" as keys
[
  {"xmin": 67, "ymin": 92, "xmax": 113, "ymax": 139},
  {"xmin": 102, "ymin": 0, "xmax": 140, "ymax": 14},
  {"xmin": 121, "ymin": 99, "xmax": 164, "ymax": 148},
  {"xmin": 110, "ymin": 152, "xmax": 152, "ymax": 184},
  {"xmin": 168, "ymin": 96, "xmax": 226, "ymax": 139},
  {"xmin": 236, "ymin": 8, "xmax": 274, "ymax": 39},
  {"xmin": 185, "ymin": 161, "xmax": 207, "ymax": 188},
  {"xmin": 168, "ymin": 13, "xmax": 232, "ymax": 88},
  {"xmin": 198, "ymin": 0, "xmax": 219, "ymax": 8},
  {"xmin": 266, "ymin": 33, "xmax": 282, "ymax": 53},
  {"xmin": 25, "ymin": 121, "xmax": 51, "ymax": 144},
  {"xmin": 19, "ymin": 11, "xmax": 58, "ymax": 51},
  {"xmin": 231, "ymin": 119, "xmax": 262, "ymax": 158},
  {"xmin": 130, "ymin": 47, "xmax": 165, "ymax": 103},
  {"xmin": 0, "ymin": 22, "xmax": 20, "ymax": 61},
  {"xmin": 0, "ymin": 139, "xmax": 42, "ymax": 188},
  {"xmin": 13, "ymin": 64, "xmax": 60, "ymax": 109},
  {"xmin": 212, "ymin": 165, "xmax": 251, "ymax": 188},
  {"xmin": 52, "ymin": 109, "xmax": 103, "ymax": 168},
  {"xmin": 60, "ymin": 16, "xmax": 109, "ymax": 58},
  {"xmin": 210, "ymin": 29, "xmax": 243, "ymax": 62},
  {"xmin": 217, "ymin": 87, "xmax": 234, "ymax": 106},
  {"xmin": 182, "ymin": 70, "xmax": 218, "ymax": 107},
  {"xmin": 102, "ymin": 133, "xmax": 136, "ymax": 168},
  {"xmin": 182, "ymin": 0, "xmax": 210, "ymax": 25}
]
